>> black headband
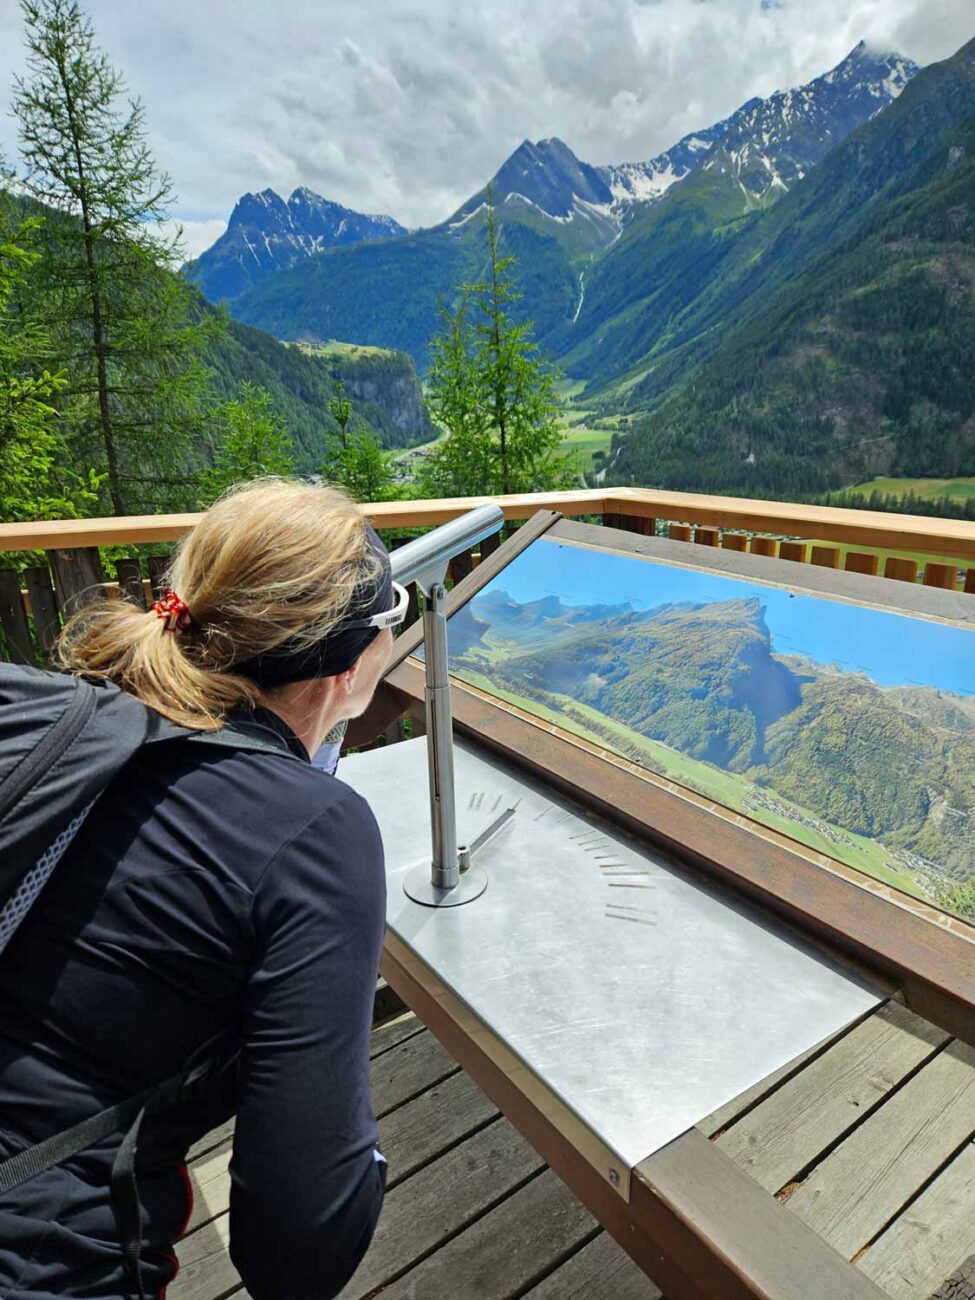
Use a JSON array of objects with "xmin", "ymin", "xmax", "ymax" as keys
[{"xmin": 236, "ymin": 523, "xmax": 393, "ymax": 687}]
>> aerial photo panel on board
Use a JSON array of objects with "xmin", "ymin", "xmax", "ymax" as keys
[{"xmin": 442, "ymin": 535, "xmax": 975, "ymax": 915}]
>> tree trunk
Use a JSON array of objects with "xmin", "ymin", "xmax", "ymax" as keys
[{"xmin": 57, "ymin": 44, "xmax": 124, "ymax": 515}]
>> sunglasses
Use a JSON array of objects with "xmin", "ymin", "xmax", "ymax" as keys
[{"xmin": 342, "ymin": 580, "xmax": 410, "ymax": 631}]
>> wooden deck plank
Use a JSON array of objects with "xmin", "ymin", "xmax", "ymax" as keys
[
  {"xmin": 373, "ymin": 1168, "xmax": 598, "ymax": 1300},
  {"xmin": 368, "ymin": 1011, "xmax": 425, "ymax": 1060},
  {"xmin": 173, "ymin": 1211, "xmax": 237, "ymax": 1300},
  {"xmin": 185, "ymin": 1141, "xmax": 234, "ymax": 1234},
  {"xmin": 371, "ymin": 1026, "xmax": 459, "ymax": 1117},
  {"xmin": 381, "ymin": 1066, "xmax": 499, "ymax": 1189},
  {"xmin": 186, "ymin": 1120, "xmax": 233, "ymax": 1166},
  {"xmin": 699, "ymin": 1031, "xmax": 841, "ymax": 1139},
  {"xmin": 520, "ymin": 1230, "xmax": 662, "ymax": 1299},
  {"xmin": 339, "ymin": 1119, "xmax": 545, "ymax": 1299},
  {"xmin": 185, "ymin": 1025, "xmax": 490, "ymax": 1235},
  {"xmin": 783, "ymin": 1039, "xmax": 975, "ymax": 1258},
  {"xmin": 716, "ymin": 1002, "xmax": 948, "ymax": 1191},
  {"xmin": 859, "ymin": 1142, "xmax": 975, "ymax": 1300}
]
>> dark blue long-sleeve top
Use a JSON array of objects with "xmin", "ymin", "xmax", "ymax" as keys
[{"xmin": 0, "ymin": 708, "xmax": 387, "ymax": 1299}]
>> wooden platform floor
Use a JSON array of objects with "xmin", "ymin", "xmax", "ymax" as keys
[{"xmin": 171, "ymin": 1000, "xmax": 975, "ymax": 1300}]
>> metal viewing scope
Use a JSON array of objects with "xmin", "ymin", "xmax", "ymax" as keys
[
  {"xmin": 389, "ymin": 505, "xmax": 507, "ymax": 909},
  {"xmin": 390, "ymin": 504, "xmax": 505, "ymax": 589}
]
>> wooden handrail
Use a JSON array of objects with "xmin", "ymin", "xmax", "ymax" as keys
[
  {"xmin": 610, "ymin": 488, "xmax": 975, "ymax": 560},
  {"xmin": 1, "ymin": 487, "xmax": 974, "ymax": 560}
]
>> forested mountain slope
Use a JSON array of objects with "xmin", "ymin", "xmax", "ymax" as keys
[
  {"xmin": 206, "ymin": 321, "xmax": 433, "ymax": 471},
  {"xmin": 584, "ymin": 36, "xmax": 974, "ymax": 418},
  {"xmin": 614, "ymin": 106, "xmax": 975, "ymax": 494},
  {"xmin": 231, "ymin": 217, "xmax": 578, "ymax": 373}
]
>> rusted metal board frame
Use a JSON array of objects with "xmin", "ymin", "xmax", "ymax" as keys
[
  {"xmin": 382, "ymin": 934, "xmax": 887, "ymax": 1300},
  {"xmin": 377, "ymin": 512, "xmax": 975, "ymax": 1047}
]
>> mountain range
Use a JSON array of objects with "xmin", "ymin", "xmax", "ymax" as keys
[
  {"xmin": 197, "ymin": 43, "xmax": 916, "ymax": 364},
  {"xmin": 187, "ymin": 36, "xmax": 975, "ymax": 494}
]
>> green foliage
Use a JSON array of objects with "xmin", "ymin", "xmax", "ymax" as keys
[
  {"xmin": 327, "ymin": 430, "xmax": 399, "ymax": 503},
  {"xmin": 13, "ymin": 0, "xmax": 217, "ymax": 515},
  {"xmin": 421, "ymin": 201, "xmax": 577, "ymax": 497},
  {"xmin": 198, "ymin": 383, "xmax": 295, "ymax": 505},
  {"xmin": 0, "ymin": 202, "xmax": 99, "ymax": 521},
  {"xmin": 937, "ymin": 878, "xmax": 975, "ymax": 922},
  {"xmin": 203, "ymin": 321, "xmax": 434, "ymax": 472},
  {"xmin": 815, "ymin": 486, "xmax": 975, "ymax": 523},
  {"xmin": 327, "ymin": 377, "xmax": 353, "ymax": 448}
]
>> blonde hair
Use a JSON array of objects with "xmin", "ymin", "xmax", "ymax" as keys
[{"xmin": 57, "ymin": 479, "xmax": 381, "ymax": 731}]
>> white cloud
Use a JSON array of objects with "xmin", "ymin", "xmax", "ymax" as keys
[
  {"xmin": 0, "ymin": 0, "xmax": 970, "ymax": 237},
  {"xmin": 152, "ymin": 218, "xmax": 228, "ymax": 262}
]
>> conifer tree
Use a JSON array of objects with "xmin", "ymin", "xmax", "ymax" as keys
[
  {"xmin": 199, "ymin": 383, "xmax": 294, "ymax": 505},
  {"xmin": 422, "ymin": 198, "xmax": 576, "ymax": 497},
  {"xmin": 327, "ymin": 377, "xmax": 353, "ymax": 449},
  {"xmin": 0, "ymin": 194, "xmax": 99, "ymax": 522},
  {"xmin": 328, "ymin": 429, "xmax": 397, "ymax": 503},
  {"xmin": 13, "ymin": 0, "xmax": 216, "ymax": 515}
]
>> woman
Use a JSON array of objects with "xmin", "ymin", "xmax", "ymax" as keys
[{"xmin": 0, "ymin": 480, "xmax": 398, "ymax": 1300}]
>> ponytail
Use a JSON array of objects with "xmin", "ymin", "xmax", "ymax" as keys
[{"xmin": 57, "ymin": 479, "xmax": 379, "ymax": 731}]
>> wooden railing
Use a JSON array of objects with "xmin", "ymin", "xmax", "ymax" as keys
[{"xmin": 1, "ymin": 487, "xmax": 974, "ymax": 666}]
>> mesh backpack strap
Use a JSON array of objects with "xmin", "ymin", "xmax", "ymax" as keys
[
  {"xmin": 0, "ymin": 800, "xmax": 96, "ymax": 956},
  {"xmin": 0, "ymin": 667, "xmax": 151, "ymax": 914}
]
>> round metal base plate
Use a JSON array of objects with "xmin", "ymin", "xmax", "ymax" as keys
[{"xmin": 403, "ymin": 862, "xmax": 488, "ymax": 907}]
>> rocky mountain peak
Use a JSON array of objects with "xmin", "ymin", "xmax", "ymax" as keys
[{"xmin": 190, "ymin": 186, "xmax": 406, "ymax": 303}]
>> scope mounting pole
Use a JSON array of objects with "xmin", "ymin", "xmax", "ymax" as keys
[{"xmin": 392, "ymin": 505, "xmax": 507, "ymax": 907}]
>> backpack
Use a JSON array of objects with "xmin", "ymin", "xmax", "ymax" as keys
[{"xmin": 0, "ymin": 661, "xmax": 302, "ymax": 1296}]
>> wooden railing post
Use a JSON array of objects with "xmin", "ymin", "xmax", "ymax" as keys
[
  {"xmin": 49, "ymin": 548, "xmax": 106, "ymax": 619},
  {"xmin": 885, "ymin": 557, "xmax": 919, "ymax": 583},
  {"xmin": 448, "ymin": 548, "xmax": 474, "ymax": 585},
  {"xmin": 0, "ymin": 568, "xmax": 36, "ymax": 665},
  {"xmin": 147, "ymin": 555, "xmax": 169, "ymax": 601},
  {"xmin": 479, "ymin": 530, "xmax": 502, "ymax": 562},
  {"xmin": 924, "ymin": 563, "xmax": 958, "ymax": 590},
  {"xmin": 750, "ymin": 537, "xmax": 779, "ymax": 558},
  {"xmin": 811, "ymin": 546, "xmax": 840, "ymax": 569},
  {"xmin": 779, "ymin": 542, "xmax": 808, "ymax": 564},
  {"xmin": 115, "ymin": 558, "xmax": 146, "ymax": 608},
  {"xmin": 845, "ymin": 552, "xmax": 880, "ymax": 577},
  {"xmin": 24, "ymin": 565, "xmax": 61, "ymax": 660}
]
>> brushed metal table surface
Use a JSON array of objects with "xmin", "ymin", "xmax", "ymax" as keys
[{"xmin": 342, "ymin": 736, "xmax": 881, "ymax": 1176}]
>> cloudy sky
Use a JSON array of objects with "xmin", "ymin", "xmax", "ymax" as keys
[{"xmin": 0, "ymin": 0, "xmax": 971, "ymax": 257}]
